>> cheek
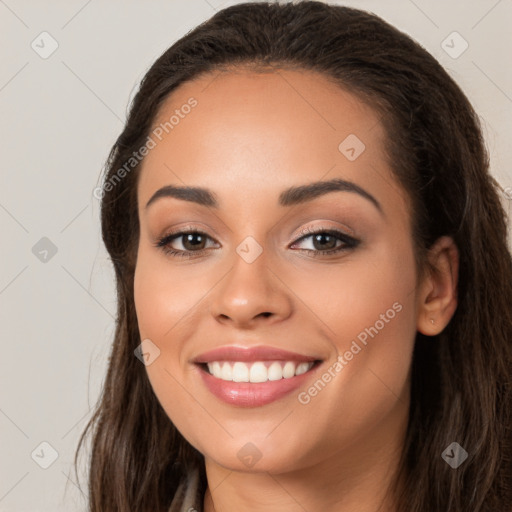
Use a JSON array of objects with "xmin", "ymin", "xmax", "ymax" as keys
[
  {"xmin": 290, "ymin": 237, "xmax": 418, "ymax": 408},
  {"xmin": 133, "ymin": 251, "xmax": 207, "ymax": 442},
  {"xmin": 291, "ymin": 234, "xmax": 417, "ymax": 348},
  {"xmin": 133, "ymin": 249, "xmax": 193, "ymax": 396},
  {"xmin": 133, "ymin": 248, "xmax": 203, "ymax": 345}
]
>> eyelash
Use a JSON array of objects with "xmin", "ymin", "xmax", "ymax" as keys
[{"xmin": 154, "ymin": 225, "xmax": 360, "ymax": 259}]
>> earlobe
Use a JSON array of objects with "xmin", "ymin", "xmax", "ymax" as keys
[{"xmin": 417, "ymin": 236, "xmax": 459, "ymax": 336}]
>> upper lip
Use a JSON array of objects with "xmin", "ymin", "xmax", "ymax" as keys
[{"xmin": 192, "ymin": 345, "xmax": 320, "ymax": 364}]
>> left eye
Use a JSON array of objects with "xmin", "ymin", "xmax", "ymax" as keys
[{"xmin": 290, "ymin": 229, "xmax": 359, "ymax": 254}]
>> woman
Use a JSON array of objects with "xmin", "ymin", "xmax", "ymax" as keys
[{"xmin": 76, "ymin": 2, "xmax": 512, "ymax": 511}]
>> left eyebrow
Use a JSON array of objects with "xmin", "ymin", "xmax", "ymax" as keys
[
  {"xmin": 278, "ymin": 178, "xmax": 382, "ymax": 214},
  {"xmin": 144, "ymin": 177, "xmax": 382, "ymax": 214}
]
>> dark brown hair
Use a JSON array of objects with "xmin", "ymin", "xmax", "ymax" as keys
[{"xmin": 75, "ymin": 2, "xmax": 512, "ymax": 510}]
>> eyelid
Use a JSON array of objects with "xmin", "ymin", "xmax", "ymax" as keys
[
  {"xmin": 155, "ymin": 223, "xmax": 217, "ymax": 242},
  {"xmin": 290, "ymin": 221, "xmax": 356, "ymax": 240}
]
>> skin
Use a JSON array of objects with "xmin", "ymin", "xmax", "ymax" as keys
[{"xmin": 133, "ymin": 68, "xmax": 459, "ymax": 511}]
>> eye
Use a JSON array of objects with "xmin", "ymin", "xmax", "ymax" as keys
[
  {"xmin": 154, "ymin": 229, "xmax": 218, "ymax": 258},
  {"xmin": 290, "ymin": 227, "xmax": 360, "ymax": 256},
  {"xmin": 154, "ymin": 226, "xmax": 360, "ymax": 259}
]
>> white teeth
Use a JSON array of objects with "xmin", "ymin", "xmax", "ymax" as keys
[
  {"xmin": 232, "ymin": 362, "xmax": 249, "ymax": 382},
  {"xmin": 249, "ymin": 362, "xmax": 268, "ymax": 383},
  {"xmin": 267, "ymin": 361, "xmax": 283, "ymax": 381},
  {"xmin": 221, "ymin": 362, "xmax": 232, "ymax": 381},
  {"xmin": 283, "ymin": 361, "xmax": 296, "ymax": 379},
  {"xmin": 212, "ymin": 362, "xmax": 221, "ymax": 378},
  {"xmin": 205, "ymin": 360, "xmax": 315, "ymax": 382},
  {"xmin": 295, "ymin": 362, "xmax": 310, "ymax": 376}
]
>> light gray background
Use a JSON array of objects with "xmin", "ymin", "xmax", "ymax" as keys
[{"xmin": 1, "ymin": 0, "xmax": 511, "ymax": 510}]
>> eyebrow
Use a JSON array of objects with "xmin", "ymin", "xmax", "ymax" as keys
[{"xmin": 144, "ymin": 178, "xmax": 382, "ymax": 214}]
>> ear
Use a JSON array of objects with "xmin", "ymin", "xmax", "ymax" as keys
[{"xmin": 416, "ymin": 236, "xmax": 459, "ymax": 336}]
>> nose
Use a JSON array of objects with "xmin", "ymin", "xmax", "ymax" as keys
[{"xmin": 209, "ymin": 247, "xmax": 293, "ymax": 329}]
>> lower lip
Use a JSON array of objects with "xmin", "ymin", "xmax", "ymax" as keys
[{"xmin": 196, "ymin": 362, "xmax": 321, "ymax": 407}]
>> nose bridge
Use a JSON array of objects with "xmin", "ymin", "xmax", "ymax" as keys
[{"xmin": 209, "ymin": 238, "xmax": 291, "ymax": 325}]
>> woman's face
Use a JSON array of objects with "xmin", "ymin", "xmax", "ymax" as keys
[{"xmin": 134, "ymin": 68, "xmax": 421, "ymax": 474}]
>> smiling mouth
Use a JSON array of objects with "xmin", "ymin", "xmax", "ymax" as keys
[{"xmin": 199, "ymin": 359, "xmax": 322, "ymax": 383}]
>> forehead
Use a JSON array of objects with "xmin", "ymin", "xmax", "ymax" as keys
[{"xmin": 137, "ymin": 67, "xmax": 400, "ymax": 214}]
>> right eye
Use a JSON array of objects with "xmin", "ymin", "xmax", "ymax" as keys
[{"xmin": 155, "ymin": 230, "xmax": 219, "ymax": 258}]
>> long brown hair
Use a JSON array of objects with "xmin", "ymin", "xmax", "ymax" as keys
[{"xmin": 75, "ymin": 2, "xmax": 512, "ymax": 510}]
